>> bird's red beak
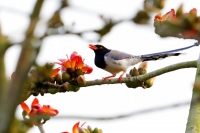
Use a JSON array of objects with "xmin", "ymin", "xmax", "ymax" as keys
[{"xmin": 88, "ymin": 44, "xmax": 98, "ymax": 50}]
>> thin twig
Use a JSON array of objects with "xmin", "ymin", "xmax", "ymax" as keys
[
  {"xmin": 38, "ymin": 124, "xmax": 45, "ymax": 133},
  {"xmin": 54, "ymin": 100, "xmax": 191, "ymax": 120}
]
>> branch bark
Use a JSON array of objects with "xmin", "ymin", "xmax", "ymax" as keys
[
  {"xmin": 30, "ymin": 60, "xmax": 197, "ymax": 94},
  {"xmin": 185, "ymin": 56, "xmax": 200, "ymax": 133},
  {"xmin": 0, "ymin": 0, "xmax": 44, "ymax": 133}
]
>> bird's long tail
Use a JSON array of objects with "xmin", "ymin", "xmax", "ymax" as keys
[{"xmin": 136, "ymin": 42, "xmax": 200, "ymax": 61}]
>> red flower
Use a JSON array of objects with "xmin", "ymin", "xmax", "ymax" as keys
[
  {"xmin": 21, "ymin": 98, "xmax": 58, "ymax": 117},
  {"xmin": 154, "ymin": 8, "xmax": 198, "ymax": 38},
  {"xmin": 154, "ymin": 8, "xmax": 197, "ymax": 22},
  {"xmin": 154, "ymin": 9, "xmax": 177, "ymax": 21},
  {"xmin": 183, "ymin": 8, "xmax": 197, "ymax": 17},
  {"xmin": 56, "ymin": 52, "xmax": 93, "ymax": 74},
  {"xmin": 182, "ymin": 29, "xmax": 198, "ymax": 38},
  {"xmin": 61, "ymin": 122, "xmax": 86, "ymax": 133},
  {"xmin": 50, "ymin": 68, "xmax": 60, "ymax": 78},
  {"xmin": 41, "ymin": 105, "xmax": 59, "ymax": 116}
]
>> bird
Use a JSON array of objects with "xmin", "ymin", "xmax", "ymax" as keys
[{"xmin": 88, "ymin": 43, "xmax": 199, "ymax": 82}]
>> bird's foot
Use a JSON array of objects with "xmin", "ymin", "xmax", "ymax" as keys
[
  {"xmin": 118, "ymin": 76, "xmax": 123, "ymax": 82},
  {"xmin": 102, "ymin": 75, "xmax": 115, "ymax": 81},
  {"xmin": 118, "ymin": 72, "xmax": 125, "ymax": 82}
]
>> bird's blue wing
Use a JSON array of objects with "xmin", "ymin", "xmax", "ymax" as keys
[{"xmin": 105, "ymin": 50, "xmax": 133, "ymax": 60}]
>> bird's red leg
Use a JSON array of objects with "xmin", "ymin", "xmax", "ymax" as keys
[
  {"xmin": 102, "ymin": 75, "xmax": 116, "ymax": 81},
  {"xmin": 118, "ymin": 72, "xmax": 125, "ymax": 82}
]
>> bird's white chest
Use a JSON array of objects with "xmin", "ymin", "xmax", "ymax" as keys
[{"xmin": 104, "ymin": 57, "xmax": 141, "ymax": 74}]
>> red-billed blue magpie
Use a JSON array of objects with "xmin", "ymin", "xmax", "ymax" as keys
[{"xmin": 89, "ymin": 43, "xmax": 199, "ymax": 82}]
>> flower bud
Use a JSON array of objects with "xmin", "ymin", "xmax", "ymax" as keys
[
  {"xmin": 138, "ymin": 62, "xmax": 148, "ymax": 70},
  {"xmin": 22, "ymin": 110, "xmax": 27, "ymax": 118},
  {"xmin": 144, "ymin": 77, "xmax": 156, "ymax": 88},
  {"xmin": 126, "ymin": 82, "xmax": 139, "ymax": 89},
  {"xmin": 68, "ymin": 84, "xmax": 80, "ymax": 92},
  {"xmin": 92, "ymin": 128, "xmax": 101, "ymax": 133},
  {"xmin": 62, "ymin": 72, "xmax": 70, "ymax": 82},
  {"xmin": 55, "ymin": 74, "xmax": 63, "ymax": 84},
  {"xmin": 75, "ymin": 69, "xmax": 84, "ymax": 77},
  {"xmin": 79, "ymin": 128, "xmax": 89, "ymax": 133},
  {"xmin": 77, "ymin": 75, "xmax": 86, "ymax": 86},
  {"xmin": 99, "ymin": 129, "xmax": 103, "ymax": 133},
  {"xmin": 129, "ymin": 67, "xmax": 139, "ymax": 76},
  {"xmin": 63, "ymin": 82, "xmax": 69, "ymax": 90},
  {"xmin": 138, "ymin": 68, "xmax": 147, "ymax": 75},
  {"xmin": 87, "ymin": 125, "xmax": 93, "ymax": 132},
  {"xmin": 42, "ymin": 114, "xmax": 51, "ymax": 123},
  {"xmin": 49, "ymin": 77, "xmax": 55, "ymax": 83},
  {"xmin": 67, "ymin": 68, "xmax": 75, "ymax": 74},
  {"xmin": 48, "ymin": 88, "xmax": 57, "ymax": 94}
]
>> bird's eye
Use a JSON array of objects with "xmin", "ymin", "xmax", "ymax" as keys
[{"xmin": 99, "ymin": 47, "xmax": 102, "ymax": 49}]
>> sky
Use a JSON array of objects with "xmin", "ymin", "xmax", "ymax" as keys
[{"xmin": 1, "ymin": 0, "xmax": 200, "ymax": 133}]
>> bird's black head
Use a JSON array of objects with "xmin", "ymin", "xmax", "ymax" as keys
[
  {"xmin": 88, "ymin": 44, "xmax": 111, "ymax": 55},
  {"xmin": 88, "ymin": 44, "xmax": 111, "ymax": 69}
]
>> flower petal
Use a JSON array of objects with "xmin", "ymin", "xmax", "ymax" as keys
[
  {"xmin": 71, "ymin": 57, "xmax": 77, "ymax": 69},
  {"xmin": 64, "ymin": 60, "xmax": 71, "ymax": 68},
  {"xmin": 70, "ymin": 52, "xmax": 78, "ymax": 60},
  {"xmin": 21, "ymin": 102, "xmax": 30, "ymax": 114},
  {"xmin": 42, "ymin": 105, "xmax": 59, "ymax": 116},
  {"xmin": 29, "ymin": 108, "xmax": 38, "ymax": 116},
  {"xmin": 58, "ymin": 59, "xmax": 67, "ymax": 63},
  {"xmin": 72, "ymin": 122, "xmax": 80, "ymax": 133},
  {"xmin": 31, "ymin": 98, "xmax": 39, "ymax": 108},
  {"xmin": 50, "ymin": 68, "xmax": 60, "ymax": 77},
  {"xmin": 154, "ymin": 9, "xmax": 176, "ymax": 21},
  {"xmin": 76, "ymin": 56, "xmax": 84, "ymax": 69},
  {"xmin": 82, "ymin": 65, "xmax": 93, "ymax": 74},
  {"xmin": 189, "ymin": 8, "xmax": 197, "ymax": 16}
]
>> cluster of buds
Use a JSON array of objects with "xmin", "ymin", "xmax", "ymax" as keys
[
  {"xmin": 27, "ymin": 64, "xmax": 63, "ymax": 95},
  {"xmin": 62, "ymin": 122, "xmax": 103, "ymax": 133},
  {"xmin": 126, "ymin": 62, "xmax": 155, "ymax": 89},
  {"xmin": 12, "ymin": 52, "xmax": 93, "ymax": 96},
  {"xmin": 21, "ymin": 98, "xmax": 58, "ymax": 126},
  {"xmin": 154, "ymin": 6, "xmax": 200, "ymax": 40}
]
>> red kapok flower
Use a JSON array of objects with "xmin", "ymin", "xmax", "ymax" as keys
[
  {"xmin": 183, "ymin": 8, "xmax": 197, "ymax": 17},
  {"xmin": 56, "ymin": 52, "xmax": 93, "ymax": 74},
  {"xmin": 154, "ymin": 8, "xmax": 177, "ymax": 21},
  {"xmin": 61, "ymin": 122, "xmax": 86, "ymax": 133},
  {"xmin": 21, "ymin": 98, "xmax": 38, "ymax": 116},
  {"xmin": 21, "ymin": 98, "xmax": 58, "ymax": 117},
  {"xmin": 41, "ymin": 105, "xmax": 59, "ymax": 116}
]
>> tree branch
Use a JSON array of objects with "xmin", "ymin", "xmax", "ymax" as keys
[
  {"xmin": 83, "ymin": 60, "xmax": 196, "ymax": 86},
  {"xmin": 54, "ymin": 100, "xmax": 191, "ymax": 120},
  {"xmin": 30, "ymin": 60, "xmax": 197, "ymax": 95},
  {"xmin": 185, "ymin": 57, "xmax": 200, "ymax": 133},
  {"xmin": 38, "ymin": 124, "xmax": 45, "ymax": 133},
  {"xmin": 0, "ymin": 0, "xmax": 44, "ymax": 133}
]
